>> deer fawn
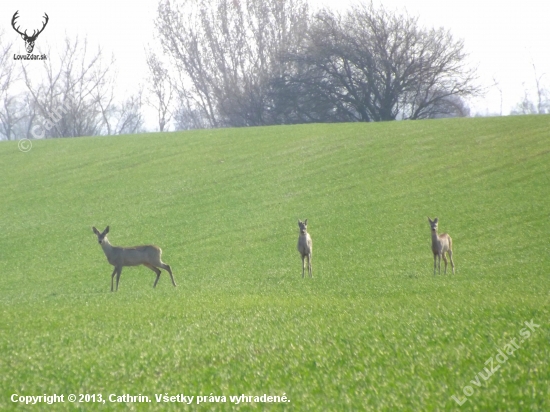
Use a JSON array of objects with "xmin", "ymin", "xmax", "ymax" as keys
[
  {"xmin": 428, "ymin": 217, "xmax": 455, "ymax": 275},
  {"xmin": 297, "ymin": 219, "xmax": 313, "ymax": 278},
  {"xmin": 92, "ymin": 226, "xmax": 176, "ymax": 291}
]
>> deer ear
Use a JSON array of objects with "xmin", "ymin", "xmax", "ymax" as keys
[
  {"xmin": 92, "ymin": 226, "xmax": 99, "ymax": 235},
  {"xmin": 304, "ymin": 219, "xmax": 307, "ymax": 225},
  {"xmin": 104, "ymin": 226, "xmax": 110, "ymax": 234},
  {"xmin": 434, "ymin": 217, "xmax": 438, "ymax": 223}
]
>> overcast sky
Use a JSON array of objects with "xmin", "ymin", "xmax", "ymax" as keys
[{"xmin": 2, "ymin": 0, "xmax": 549, "ymax": 127}]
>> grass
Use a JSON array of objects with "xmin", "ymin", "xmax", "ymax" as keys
[{"xmin": 0, "ymin": 115, "xmax": 549, "ymax": 411}]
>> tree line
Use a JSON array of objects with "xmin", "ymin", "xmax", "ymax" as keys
[
  {"xmin": 0, "ymin": 32, "xmax": 144, "ymax": 140},
  {"xmin": 155, "ymin": 0, "xmax": 479, "ymax": 129},
  {"xmin": 1, "ymin": 0, "xmax": 548, "ymax": 140}
]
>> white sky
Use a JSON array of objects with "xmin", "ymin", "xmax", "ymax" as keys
[{"xmin": 1, "ymin": 0, "xmax": 549, "ymax": 127}]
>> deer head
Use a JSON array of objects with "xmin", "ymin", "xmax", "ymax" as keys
[
  {"xmin": 11, "ymin": 11, "xmax": 49, "ymax": 54},
  {"xmin": 92, "ymin": 226, "xmax": 110, "ymax": 245},
  {"xmin": 298, "ymin": 219, "xmax": 308, "ymax": 235},
  {"xmin": 428, "ymin": 216, "xmax": 439, "ymax": 232}
]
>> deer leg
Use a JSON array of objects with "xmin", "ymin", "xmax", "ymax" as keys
[
  {"xmin": 443, "ymin": 253, "xmax": 448, "ymax": 275},
  {"xmin": 433, "ymin": 254, "xmax": 437, "ymax": 276},
  {"xmin": 437, "ymin": 254, "xmax": 442, "ymax": 275},
  {"xmin": 110, "ymin": 267, "xmax": 117, "ymax": 292},
  {"xmin": 301, "ymin": 255, "xmax": 305, "ymax": 278},
  {"xmin": 115, "ymin": 266, "xmax": 123, "ymax": 291},
  {"xmin": 153, "ymin": 271, "xmax": 161, "ymax": 288},
  {"xmin": 160, "ymin": 263, "xmax": 176, "ymax": 287},
  {"xmin": 448, "ymin": 250, "xmax": 455, "ymax": 274},
  {"xmin": 144, "ymin": 263, "xmax": 162, "ymax": 288},
  {"xmin": 308, "ymin": 253, "xmax": 312, "ymax": 278}
]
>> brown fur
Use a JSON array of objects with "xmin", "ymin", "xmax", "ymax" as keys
[
  {"xmin": 428, "ymin": 217, "xmax": 455, "ymax": 275},
  {"xmin": 92, "ymin": 226, "xmax": 176, "ymax": 291},
  {"xmin": 297, "ymin": 219, "xmax": 313, "ymax": 278}
]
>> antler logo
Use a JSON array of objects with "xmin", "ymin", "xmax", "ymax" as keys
[{"xmin": 11, "ymin": 11, "xmax": 49, "ymax": 54}]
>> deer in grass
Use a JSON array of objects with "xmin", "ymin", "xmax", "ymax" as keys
[
  {"xmin": 92, "ymin": 226, "xmax": 176, "ymax": 291},
  {"xmin": 428, "ymin": 217, "xmax": 455, "ymax": 275},
  {"xmin": 297, "ymin": 219, "xmax": 313, "ymax": 278}
]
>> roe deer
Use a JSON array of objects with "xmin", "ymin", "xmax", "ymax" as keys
[
  {"xmin": 92, "ymin": 226, "xmax": 176, "ymax": 291},
  {"xmin": 297, "ymin": 219, "xmax": 313, "ymax": 278},
  {"xmin": 428, "ymin": 217, "xmax": 455, "ymax": 275}
]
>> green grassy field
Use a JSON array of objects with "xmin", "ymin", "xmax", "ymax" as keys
[{"xmin": 0, "ymin": 116, "xmax": 549, "ymax": 411}]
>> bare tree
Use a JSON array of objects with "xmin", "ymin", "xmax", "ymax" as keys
[
  {"xmin": 155, "ymin": 0, "xmax": 309, "ymax": 128},
  {"xmin": 532, "ymin": 63, "xmax": 549, "ymax": 114},
  {"xmin": 172, "ymin": 94, "xmax": 209, "ymax": 130},
  {"xmin": 22, "ymin": 36, "xmax": 117, "ymax": 138},
  {"xmin": 492, "ymin": 75, "xmax": 503, "ymax": 117},
  {"xmin": 156, "ymin": 0, "xmax": 219, "ymax": 128},
  {"xmin": 112, "ymin": 89, "xmax": 145, "ymax": 135},
  {"xmin": 422, "ymin": 94, "xmax": 470, "ymax": 119},
  {"xmin": 22, "ymin": 35, "xmax": 141, "ymax": 138},
  {"xmin": 145, "ymin": 49, "xmax": 173, "ymax": 132},
  {"xmin": 90, "ymin": 55, "xmax": 145, "ymax": 135},
  {"xmin": 281, "ymin": 3, "xmax": 480, "ymax": 122},
  {"xmin": 0, "ymin": 30, "xmax": 25, "ymax": 140},
  {"xmin": 16, "ymin": 92, "xmax": 39, "ymax": 139},
  {"xmin": 511, "ymin": 86, "xmax": 538, "ymax": 116},
  {"xmin": 511, "ymin": 64, "xmax": 549, "ymax": 116}
]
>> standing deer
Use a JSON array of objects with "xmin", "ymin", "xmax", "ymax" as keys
[
  {"xmin": 92, "ymin": 226, "xmax": 176, "ymax": 291},
  {"xmin": 428, "ymin": 217, "xmax": 455, "ymax": 275},
  {"xmin": 297, "ymin": 219, "xmax": 313, "ymax": 278}
]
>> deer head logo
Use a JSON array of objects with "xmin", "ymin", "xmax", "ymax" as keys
[{"xmin": 11, "ymin": 11, "xmax": 49, "ymax": 54}]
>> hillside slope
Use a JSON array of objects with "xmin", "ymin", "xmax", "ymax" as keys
[{"xmin": 0, "ymin": 116, "xmax": 549, "ymax": 410}]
